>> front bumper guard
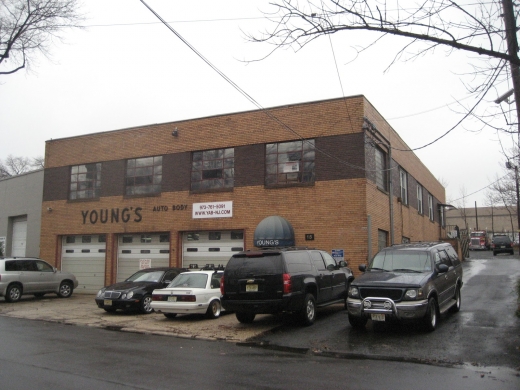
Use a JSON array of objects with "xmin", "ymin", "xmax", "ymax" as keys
[{"xmin": 347, "ymin": 296, "xmax": 428, "ymax": 320}]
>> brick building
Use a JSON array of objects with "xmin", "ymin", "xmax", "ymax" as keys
[{"xmin": 41, "ymin": 96, "xmax": 447, "ymax": 293}]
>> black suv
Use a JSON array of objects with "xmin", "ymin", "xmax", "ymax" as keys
[
  {"xmin": 491, "ymin": 235, "xmax": 514, "ymax": 256},
  {"xmin": 220, "ymin": 248, "xmax": 354, "ymax": 326},
  {"xmin": 347, "ymin": 242, "xmax": 462, "ymax": 331}
]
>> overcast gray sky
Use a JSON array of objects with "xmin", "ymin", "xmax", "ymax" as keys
[{"xmin": 0, "ymin": 0, "xmax": 513, "ymax": 207}]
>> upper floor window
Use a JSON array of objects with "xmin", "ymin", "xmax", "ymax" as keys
[
  {"xmin": 125, "ymin": 156, "xmax": 162, "ymax": 196},
  {"xmin": 191, "ymin": 148, "xmax": 234, "ymax": 191},
  {"xmin": 399, "ymin": 168, "xmax": 408, "ymax": 205},
  {"xmin": 265, "ymin": 139, "xmax": 315, "ymax": 186},
  {"xmin": 375, "ymin": 147, "xmax": 388, "ymax": 191},
  {"xmin": 70, "ymin": 163, "xmax": 101, "ymax": 200},
  {"xmin": 428, "ymin": 193, "xmax": 434, "ymax": 221},
  {"xmin": 417, "ymin": 184, "xmax": 423, "ymax": 214}
]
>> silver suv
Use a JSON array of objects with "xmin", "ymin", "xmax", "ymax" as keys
[{"xmin": 0, "ymin": 257, "xmax": 79, "ymax": 302}]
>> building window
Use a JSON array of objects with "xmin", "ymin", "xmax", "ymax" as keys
[
  {"xmin": 209, "ymin": 232, "xmax": 221, "ymax": 240},
  {"xmin": 265, "ymin": 139, "xmax": 315, "ymax": 186},
  {"xmin": 375, "ymin": 147, "xmax": 388, "ymax": 191},
  {"xmin": 417, "ymin": 184, "xmax": 423, "ymax": 214},
  {"xmin": 126, "ymin": 156, "xmax": 162, "ymax": 196},
  {"xmin": 378, "ymin": 229, "xmax": 388, "ymax": 252},
  {"xmin": 428, "ymin": 193, "xmax": 434, "ymax": 221},
  {"xmin": 70, "ymin": 163, "xmax": 101, "ymax": 200},
  {"xmin": 191, "ymin": 148, "xmax": 234, "ymax": 191},
  {"xmin": 399, "ymin": 169, "xmax": 408, "ymax": 205}
]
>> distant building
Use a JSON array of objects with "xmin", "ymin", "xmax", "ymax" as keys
[
  {"xmin": 0, "ymin": 170, "xmax": 43, "ymax": 257},
  {"xmin": 446, "ymin": 206, "xmax": 518, "ymax": 238}
]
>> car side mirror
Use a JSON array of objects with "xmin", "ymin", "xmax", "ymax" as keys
[
  {"xmin": 437, "ymin": 264, "xmax": 449, "ymax": 274},
  {"xmin": 359, "ymin": 264, "xmax": 367, "ymax": 272},
  {"xmin": 164, "ymin": 280, "xmax": 172, "ymax": 285},
  {"xmin": 327, "ymin": 264, "xmax": 335, "ymax": 271},
  {"xmin": 337, "ymin": 260, "xmax": 347, "ymax": 268}
]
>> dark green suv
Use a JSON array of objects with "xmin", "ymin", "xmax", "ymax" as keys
[
  {"xmin": 491, "ymin": 235, "xmax": 514, "ymax": 256},
  {"xmin": 221, "ymin": 248, "xmax": 354, "ymax": 326}
]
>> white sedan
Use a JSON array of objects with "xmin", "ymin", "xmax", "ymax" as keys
[{"xmin": 151, "ymin": 270, "xmax": 224, "ymax": 319}]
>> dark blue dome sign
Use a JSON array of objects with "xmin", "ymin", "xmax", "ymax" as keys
[{"xmin": 254, "ymin": 216, "xmax": 295, "ymax": 248}]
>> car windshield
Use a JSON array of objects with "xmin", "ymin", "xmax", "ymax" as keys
[
  {"xmin": 370, "ymin": 250, "xmax": 431, "ymax": 272},
  {"xmin": 169, "ymin": 273, "xmax": 208, "ymax": 289},
  {"xmin": 126, "ymin": 270, "xmax": 165, "ymax": 283}
]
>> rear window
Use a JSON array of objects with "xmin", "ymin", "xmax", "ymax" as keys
[
  {"xmin": 493, "ymin": 236, "xmax": 511, "ymax": 243},
  {"xmin": 4, "ymin": 260, "xmax": 19, "ymax": 271},
  {"xmin": 226, "ymin": 253, "xmax": 284, "ymax": 276},
  {"xmin": 284, "ymin": 252, "xmax": 312, "ymax": 273}
]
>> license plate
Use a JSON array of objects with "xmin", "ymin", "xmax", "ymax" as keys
[
  {"xmin": 167, "ymin": 296, "xmax": 177, "ymax": 302},
  {"xmin": 500, "ymin": 245, "xmax": 505, "ymax": 248},
  {"xmin": 104, "ymin": 299, "xmax": 112, "ymax": 306},
  {"xmin": 371, "ymin": 313, "xmax": 385, "ymax": 321},
  {"xmin": 246, "ymin": 284, "xmax": 258, "ymax": 292}
]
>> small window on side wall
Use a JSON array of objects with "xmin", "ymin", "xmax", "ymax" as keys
[
  {"xmin": 70, "ymin": 163, "xmax": 101, "ymax": 200},
  {"xmin": 265, "ymin": 139, "xmax": 315, "ymax": 186}
]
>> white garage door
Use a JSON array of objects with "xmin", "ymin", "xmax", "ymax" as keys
[
  {"xmin": 182, "ymin": 230, "xmax": 244, "ymax": 269},
  {"xmin": 12, "ymin": 217, "xmax": 27, "ymax": 257},
  {"xmin": 61, "ymin": 235, "xmax": 106, "ymax": 294},
  {"xmin": 117, "ymin": 233, "xmax": 170, "ymax": 282}
]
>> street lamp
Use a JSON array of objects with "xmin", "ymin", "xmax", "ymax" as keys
[{"xmin": 506, "ymin": 161, "xmax": 520, "ymax": 252}]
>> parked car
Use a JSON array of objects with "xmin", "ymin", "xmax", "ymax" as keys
[
  {"xmin": 491, "ymin": 235, "xmax": 514, "ymax": 256},
  {"xmin": 151, "ymin": 269, "xmax": 225, "ymax": 319},
  {"xmin": 0, "ymin": 257, "xmax": 79, "ymax": 302},
  {"xmin": 220, "ymin": 248, "xmax": 354, "ymax": 326},
  {"xmin": 347, "ymin": 242, "xmax": 463, "ymax": 331},
  {"xmin": 95, "ymin": 267, "xmax": 186, "ymax": 314}
]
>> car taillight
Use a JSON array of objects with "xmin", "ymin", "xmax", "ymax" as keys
[
  {"xmin": 152, "ymin": 295, "xmax": 168, "ymax": 301},
  {"xmin": 283, "ymin": 273, "xmax": 292, "ymax": 294},
  {"xmin": 178, "ymin": 295, "xmax": 196, "ymax": 302},
  {"xmin": 220, "ymin": 276, "xmax": 224, "ymax": 295}
]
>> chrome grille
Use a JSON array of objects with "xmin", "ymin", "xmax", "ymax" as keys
[{"xmin": 104, "ymin": 291, "xmax": 121, "ymax": 299}]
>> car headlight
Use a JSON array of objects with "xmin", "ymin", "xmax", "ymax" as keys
[
  {"xmin": 126, "ymin": 291, "xmax": 134, "ymax": 299},
  {"xmin": 348, "ymin": 286, "xmax": 360, "ymax": 298},
  {"xmin": 97, "ymin": 288, "xmax": 106, "ymax": 298},
  {"xmin": 404, "ymin": 288, "xmax": 423, "ymax": 300}
]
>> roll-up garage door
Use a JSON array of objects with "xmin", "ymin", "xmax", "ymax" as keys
[
  {"xmin": 11, "ymin": 217, "xmax": 27, "ymax": 257},
  {"xmin": 117, "ymin": 233, "xmax": 170, "ymax": 282},
  {"xmin": 182, "ymin": 230, "xmax": 244, "ymax": 269},
  {"xmin": 61, "ymin": 235, "xmax": 106, "ymax": 293}
]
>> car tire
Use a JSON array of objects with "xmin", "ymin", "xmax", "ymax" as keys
[
  {"xmin": 104, "ymin": 307, "xmax": 117, "ymax": 313},
  {"xmin": 236, "ymin": 312, "xmax": 255, "ymax": 324},
  {"xmin": 449, "ymin": 285, "xmax": 461, "ymax": 313},
  {"xmin": 493, "ymin": 251, "xmax": 497, "ymax": 256},
  {"xmin": 57, "ymin": 281, "xmax": 73, "ymax": 298},
  {"xmin": 139, "ymin": 294, "xmax": 154, "ymax": 314},
  {"xmin": 423, "ymin": 297, "xmax": 438, "ymax": 332},
  {"xmin": 6, "ymin": 284, "xmax": 22, "ymax": 303},
  {"xmin": 300, "ymin": 293, "xmax": 316, "ymax": 326},
  {"xmin": 348, "ymin": 314, "xmax": 368, "ymax": 329},
  {"xmin": 164, "ymin": 313, "xmax": 177, "ymax": 319},
  {"xmin": 206, "ymin": 300, "xmax": 221, "ymax": 319},
  {"xmin": 34, "ymin": 293, "xmax": 46, "ymax": 298}
]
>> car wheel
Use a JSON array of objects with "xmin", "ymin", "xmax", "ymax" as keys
[
  {"xmin": 34, "ymin": 293, "xmax": 46, "ymax": 298},
  {"xmin": 57, "ymin": 281, "xmax": 73, "ymax": 298},
  {"xmin": 493, "ymin": 251, "xmax": 497, "ymax": 256},
  {"xmin": 164, "ymin": 313, "xmax": 177, "ymax": 319},
  {"xmin": 423, "ymin": 297, "xmax": 438, "ymax": 332},
  {"xmin": 236, "ymin": 312, "xmax": 255, "ymax": 324},
  {"xmin": 104, "ymin": 307, "xmax": 117, "ymax": 313},
  {"xmin": 139, "ymin": 295, "xmax": 154, "ymax": 314},
  {"xmin": 348, "ymin": 314, "xmax": 368, "ymax": 329},
  {"xmin": 206, "ymin": 300, "xmax": 221, "ymax": 319},
  {"xmin": 449, "ymin": 285, "xmax": 461, "ymax": 313},
  {"xmin": 300, "ymin": 293, "xmax": 316, "ymax": 326},
  {"xmin": 6, "ymin": 284, "xmax": 22, "ymax": 302}
]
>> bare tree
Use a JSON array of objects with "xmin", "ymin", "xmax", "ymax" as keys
[
  {"xmin": 253, "ymin": 0, "xmax": 520, "ymax": 150},
  {"xmin": 0, "ymin": 0, "xmax": 83, "ymax": 75},
  {"xmin": 0, "ymin": 154, "xmax": 42, "ymax": 178}
]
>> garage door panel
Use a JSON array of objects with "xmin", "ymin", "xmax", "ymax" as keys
[{"xmin": 182, "ymin": 230, "xmax": 244, "ymax": 269}]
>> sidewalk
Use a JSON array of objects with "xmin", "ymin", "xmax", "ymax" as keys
[{"xmin": 0, "ymin": 293, "xmax": 281, "ymax": 342}]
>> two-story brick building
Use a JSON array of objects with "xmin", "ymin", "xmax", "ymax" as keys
[{"xmin": 41, "ymin": 96, "xmax": 447, "ymax": 293}]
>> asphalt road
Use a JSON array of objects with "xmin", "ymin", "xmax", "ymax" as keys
[{"xmin": 247, "ymin": 251, "xmax": 520, "ymax": 370}]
